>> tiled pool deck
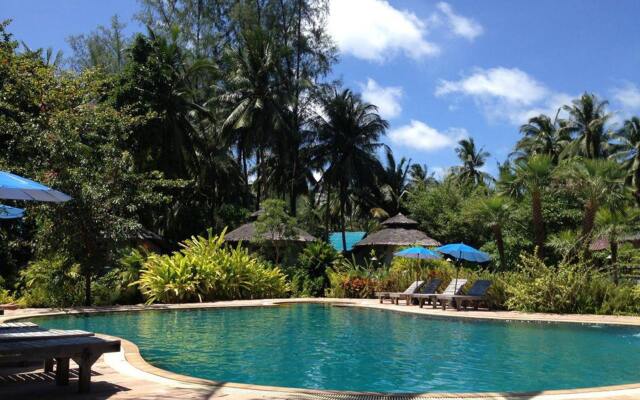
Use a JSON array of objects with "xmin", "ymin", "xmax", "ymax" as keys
[{"xmin": 2, "ymin": 298, "xmax": 640, "ymax": 400}]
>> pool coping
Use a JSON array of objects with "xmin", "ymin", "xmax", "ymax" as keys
[{"xmin": 4, "ymin": 298, "xmax": 640, "ymax": 399}]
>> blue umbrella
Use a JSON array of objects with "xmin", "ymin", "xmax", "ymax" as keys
[
  {"xmin": 0, "ymin": 171, "xmax": 71, "ymax": 202},
  {"xmin": 436, "ymin": 243, "xmax": 491, "ymax": 263},
  {"xmin": 0, "ymin": 204, "xmax": 24, "ymax": 219},
  {"xmin": 436, "ymin": 243, "xmax": 490, "ymax": 292},
  {"xmin": 394, "ymin": 246, "xmax": 441, "ymax": 260},
  {"xmin": 394, "ymin": 247, "xmax": 441, "ymax": 297}
]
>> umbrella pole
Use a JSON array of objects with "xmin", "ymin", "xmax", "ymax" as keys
[{"xmin": 454, "ymin": 260, "xmax": 460, "ymax": 292}]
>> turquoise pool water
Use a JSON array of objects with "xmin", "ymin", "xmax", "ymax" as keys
[{"xmin": 31, "ymin": 304, "xmax": 640, "ymax": 393}]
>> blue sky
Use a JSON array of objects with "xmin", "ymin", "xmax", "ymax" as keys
[{"xmin": 5, "ymin": 0, "xmax": 640, "ymax": 177}]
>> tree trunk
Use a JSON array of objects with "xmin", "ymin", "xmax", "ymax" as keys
[
  {"xmin": 255, "ymin": 150, "xmax": 262, "ymax": 211},
  {"xmin": 324, "ymin": 183, "xmax": 331, "ymax": 241},
  {"xmin": 581, "ymin": 199, "xmax": 598, "ymax": 237},
  {"xmin": 492, "ymin": 224, "xmax": 506, "ymax": 270},
  {"xmin": 339, "ymin": 184, "xmax": 347, "ymax": 253},
  {"xmin": 84, "ymin": 272, "xmax": 92, "ymax": 306},
  {"xmin": 611, "ymin": 239, "xmax": 619, "ymax": 284},
  {"xmin": 531, "ymin": 189, "xmax": 545, "ymax": 258}
]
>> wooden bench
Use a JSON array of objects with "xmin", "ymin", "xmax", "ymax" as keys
[{"xmin": 0, "ymin": 329, "xmax": 120, "ymax": 392}]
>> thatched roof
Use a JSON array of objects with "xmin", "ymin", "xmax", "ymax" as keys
[
  {"xmin": 381, "ymin": 213, "xmax": 418, "ymax": 227},
  {"xmin": 590, "ymin": 233, "xmax": 640, "ymax": 251},
  {"xmin": 224, "ymin": 222, "xmax": 317, "ymax": 243},
  {"xmin": 354, "ymin": 228, "xmax": 440, "ymax": 247},
  {"xmin": 354, "ymin": 213, "xmax": 440, "ymax": 248}
]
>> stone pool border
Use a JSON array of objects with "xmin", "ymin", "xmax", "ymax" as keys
[{"xmin": 4, "ymin": 298, "xmax": 640, "ymax": 399}]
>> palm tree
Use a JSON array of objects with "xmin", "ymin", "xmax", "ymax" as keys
[
  {"xmin": 377, "ymin": 148, "xmax": 411, "ymax": 216},
  {"xmin": 514, "ymin": 113, "xmax": 571, "ymax": 163},
  {"xmin": 610, "ymin": 116, "xmax": 640, "ymax": 205},
  {"xmin": 594, "ymin": 207, "xmax": 639, "ymax": 283},
  {"xmin": 562, "ymin": 93, "xmax": 611, "ymax": 159},
  {"xmin": 221, "ymin": 27, "xmax": 281, "ymax": 209},
  {"xmin": 500, "ymin": 154, "xmax": 554, "ymax": 257},
  {"xmin": 409, "ymin": 163, "xmax": 438, "ymax": 187},
  {"xmin": 311, "ymin": 88, "xmax": 388, "ymax": 251},
  {"xmin": 558, "ymin": 159, "xmax": 627, "ymax": 243},
  {"xmin": 477, "ymin": 196, "xmax": 510, "ymax": 270},
  {"xmin": 453, "ymin": 138, "xmax": 492, "ymax": 186}
]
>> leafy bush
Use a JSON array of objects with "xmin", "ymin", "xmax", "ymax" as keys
[
  {"xmin": 326, "ymin": 255, "xmax": 385, "ymax": 298},
  {"xmin": 504, "ymin": 253, "xmax": 640, "ymax": 314},
  {"xmin": 18, "ymin": 256, "xmax": 84, "ymax": 307},
  {"xmin": 135, "ymin": 230, "xmax": 289, "ymax": 304},
  {"xmin": 288, "ymin": 242, "xmax": 340, "ymax": 297},
  {"xmin": 90, "ymin": 248, "xmax": 149, "ymax": 306}
]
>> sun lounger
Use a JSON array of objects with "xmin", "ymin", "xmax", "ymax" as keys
[
  {"xmin": 376, "ymin": 280, "xmax": 424, "ymax": 304},
  {"xmin": 440, "ymin": 280, "xmax": 492, "ymax": 311},
  {"xmin": 404, "ymin": 278, "xmax": 442, "ymax": 306},
  {"xmin": 0, "ymin": 324, "xmax": 120, "ymax": 393},
  {"xmin": 413, "ymin": 279, "xmax": 467, "ymax": 309}
]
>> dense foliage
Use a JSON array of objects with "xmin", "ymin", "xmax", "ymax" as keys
[
  {"xmin": 2, "ymin": 1, "xmax": 640, "ymax": 312},
  {"xmin": 136, "ymin": 231, "xmax": 288, "ymax": 303}
]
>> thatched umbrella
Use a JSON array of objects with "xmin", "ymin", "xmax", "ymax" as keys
[
  {"xmin": 224, "ymin": 222, "xmax": 317, "ymax": 243},
  {"xmin": 224, "ymin": 209, "xmax": 317, "ymax": 243},
  {"xmin": 353, "ymin": 213, "xmax": 441, "ymax": 263}
]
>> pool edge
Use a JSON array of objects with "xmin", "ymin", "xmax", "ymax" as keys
[{"xmin": 4, "ymin": 298, "xmax": 640, "ymax": 399}]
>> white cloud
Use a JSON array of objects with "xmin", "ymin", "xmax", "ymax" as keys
[
  {"xmin": 389, "ymin": 120, "xmax": 467, "ymax": 151},
  {"xmin": 328, "ymin": 0, "xmax": 439, "ymax": 62},
  {"xmin": 436, "ymin": 67, "xmax": 548, "ymax": 105},
  {"xmin": 360, "ymin": 78, "xmax": 403, "ymax": 119},
  {"xmin": 436, "ymin": 2, "xmax": 483, "ymax": 40},
  {"xmin": 612, "ymin": 82, "xmax": 640, "ymax": 110},
  {"xmin": 436, "ymin": 67, "xmax": 571, "ymax": 125}
]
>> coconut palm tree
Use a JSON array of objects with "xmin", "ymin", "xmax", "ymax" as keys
[
  {"xmin": 409, "ymin": 163, "xmax": 438, "ymax": 187},
  {"xmin": 610, "ymin": 116, "xmax": 640, "ymax": 205},
  {"xmin": 221, "ymin": 27, "xmax": 281, "ymax": 209},
  {"xmin": 477, "ymin": 195, "xmax": 510, "ymax": 270},
  {"xmin": 311, "ymin": 88, "xmax": 388, "ymax": 251},
  {"xmin": 562, "ymin": 93, "xmax": 611, "ymax": 159},
  {"xmin": 453, "ymin": 138, "xmax": 492, "ymax": 186},
  {"xmin": 557, "ymin": 159, "xmax": 628, "ymax": 242},
  {"xmin": 513, "ymin": 113, "xmax": 571, "ymax": 163},
  {"xmin": 500, "ymin": 154, "xmax": 554, "ymax": 257},
  {"xmin": 376, "ymin": 148, "xmax": 411, "ymax": 216},
  {"xmin": 594, "ymin": 207, "xmax": 639, "ymax": 283}
]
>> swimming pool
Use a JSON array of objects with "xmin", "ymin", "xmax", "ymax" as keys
[{"xmin": 30, "ymin": 303, "xmax": 640, "ymax": 393}]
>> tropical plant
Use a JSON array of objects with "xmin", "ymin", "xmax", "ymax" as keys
[
  {"xmin": 471, "ymin": 196, "xmax": 511, "ymax": 270},
  {"xmin": 610, "ymin": 116, "xmax": 640, "ymax": 205},
  {"xmin": 374, "ymin": 148, "xmax": 412, "ymax": 216},
  {"xmin": 135, "ymin": 231, "xmax": 288, "ymax": 304},
  {"xmin": 452, "ymin": 138, "xmax": 492, "ymax": 186},
  {"xmin": 500, "ymin": 154, "xmax": 554, "ymax": 257},
  {"xmin": 513, "ymin": 113, "xmax": 571, "ymax": 163},
  {"xmin": 562, "ymin": 93, "xmax": 611, "ymax": 159},
  {"xmin": 557, "ymin": 158, "xmax": 627, "ymax": 242},
  {"xmin": 593, "ymin": 207, "xmax": 639, "ymax": 283},
  {"xmin": 18, "ymin": 256, "xmax": 84, "ymax": 307},
  {"xmin": 311, "ymin": 88, "xmax": 388, "ymax": 252},
  {"xmin": 254, "ymin": 199, "xmax": 299, "ymax": 263},
  {"xmin": 409, "ymin": 163, "xmax": 438, "ymax": 187}
]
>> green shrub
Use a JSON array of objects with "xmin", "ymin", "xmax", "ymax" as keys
[
  {"xmin": 503, "ymin": 253, "xmax": 640, "ymax": 315},
  {"xmin": 326, "ymin": 255, "xmax": 386, "ymax": 298},
  {"xmin": 288, "ymin": 242, "xmax": 340, "ymax": 297},
  {"xmin": 135, "ymin": 230, "xmax": 289, "ymax": 304},
  {"xmin": 92, "ymin": 248, "xmax": 148, "ymax": 306},
  {"xmin": 18, "ymin": 256, "xmax": 84, "ymax": 307}
]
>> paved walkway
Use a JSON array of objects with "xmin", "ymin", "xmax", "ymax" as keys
[{"xmin": 2, "ymin": 299, "xmax": 640, "ymax": 400}]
